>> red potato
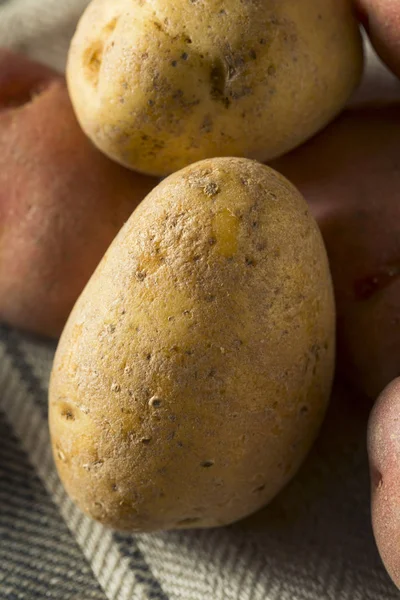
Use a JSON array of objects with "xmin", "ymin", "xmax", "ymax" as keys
[
  {"xmin": 368, "ymin": 378, "xmax": 400, "ymax": 589},
  {"xmin": 270, "ymin": 103, "xmax": 400, "ymax": 399},
  {"xmin": 0, "ymin": 49, "xmax": 157, "ymax": 338},
  {"xmin": 356, "ymin": 0, "xmax": 400, "ymax": 78}
]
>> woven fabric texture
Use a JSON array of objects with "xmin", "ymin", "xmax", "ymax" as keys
[{"xmin": 1, "ymin": 1, "xmax": 400, "ymax": 599}]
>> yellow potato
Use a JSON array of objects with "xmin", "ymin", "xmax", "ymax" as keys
[
  {"xmin": 49, "ymin": 158, "xmax": 335, "ymax": 531},
  {"xmin": 67, "ymin": 0, "xmax": 363, "ymax": 176}
]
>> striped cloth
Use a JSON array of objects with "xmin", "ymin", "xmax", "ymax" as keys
[{"xmin": 1, "ymin": 2, "xmax": 400, "ymax": 599}]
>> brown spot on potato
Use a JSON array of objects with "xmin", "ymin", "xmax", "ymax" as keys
[
  {"xmin": 83, "ymin": 41, "xmax": 104, "ymax": 87},
  {"xmin": 224, "ymin": 52, "xmax": 242, "ymax": 80},
  {"xmin": 245, "ymin": 257, "xmax": 257, "ymax": 267},
  {"xmin": 149, "ymin": 396, "xmax": 162, "ymax": 408},
  {"xmin": 136, "ymin": 270, "xmax": 147, "ymax": 281},
  {"xmin": 203, "ymin": 182, "xmax": 220, "ymax": 197},
  {"xmin": 60, "ymin": 404, "xmax": 75, "ymax": 421},
  {"xmin": 82, "ymin": 18, "xmax": 118, "ymax": 87},
  {"xmin": 201, "ymin": 115, "xmax": 213, "ymax": 133},
  {"xmin": 201, "ymin": 460, "xmax": 214, "ymax": 468},
  {"xmin": 104, "ymin": 17, "xmax": 118, "ymax": 34},
  {"xmin": 210, "ymin": 60, "xmax": 230, "ymax": 108}
]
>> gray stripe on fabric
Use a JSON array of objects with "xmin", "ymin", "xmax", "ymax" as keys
[
  {"xmin": 0, "ymin": 326, "xmax": 49, "ymax": 415},
  {"xmin": 13, "ymin": 330, "xmax": 56, "ymax": 393},
  {"xmin": 114, "ymin": 534, "xmax": 170, "ymax": 600},
  {"xmin": 0, "ymin": 411, "xmax": 106, "ymax": 600},
  {"xmin": 0, "ymin": 328, "xmax": 170, "ymax": 600}
]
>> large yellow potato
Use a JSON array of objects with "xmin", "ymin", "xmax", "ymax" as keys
[
  {"xmin": 67, "ymin": 0, "xmax": 363, "ymax": 176},
  {"xmin": 49, "ymin": 158, "xmax": 335, "ymax": 531}
]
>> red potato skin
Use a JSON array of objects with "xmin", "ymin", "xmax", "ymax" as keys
[
  {"xmin": 368, "ymin": 378, "xmax": 400, "ymax": 589},
  {"xmin": 0, "ymin": 49, "xmax": 157, "ymax": 338},
  {"xmin": 270, "ymin": 103, "xmax": 400, "ymax": 399},
  {"xmin": 0, "ymin": 50, "xmax": 57, "ymax": 109},
  {"xmin": 356, "ymin": 0, "xmax": 400, "ymax": 78}
]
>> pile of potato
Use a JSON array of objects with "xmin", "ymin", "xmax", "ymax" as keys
[{"xmin": 2, "ymin": 0, "xmax": 400, "ymax": 588}]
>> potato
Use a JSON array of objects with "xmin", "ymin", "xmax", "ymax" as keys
[
  {"xmin": 356, "ymin": 0, "xmax": 400, "ymax": 78},
  {"xmin": 368, "ymin": 378, "xmax": 400, "ymax": 589},
  {"xmin": 0, "ymin": 48, "xmax": 56, "ymax": 107},
  {"xmin": 0, "ymin": 49, "xmax": 156, "ymax": 338},
  {"xmin": 271, "ymin": 103, "xmax": 400, "ymax": 400},
  {"xmin": 67, "ymin": 0, "xmax": 363, "ymax": 177},
  {"xmin": 49, "ymin": 157, "xmax": 335, "ymax": 532}
]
